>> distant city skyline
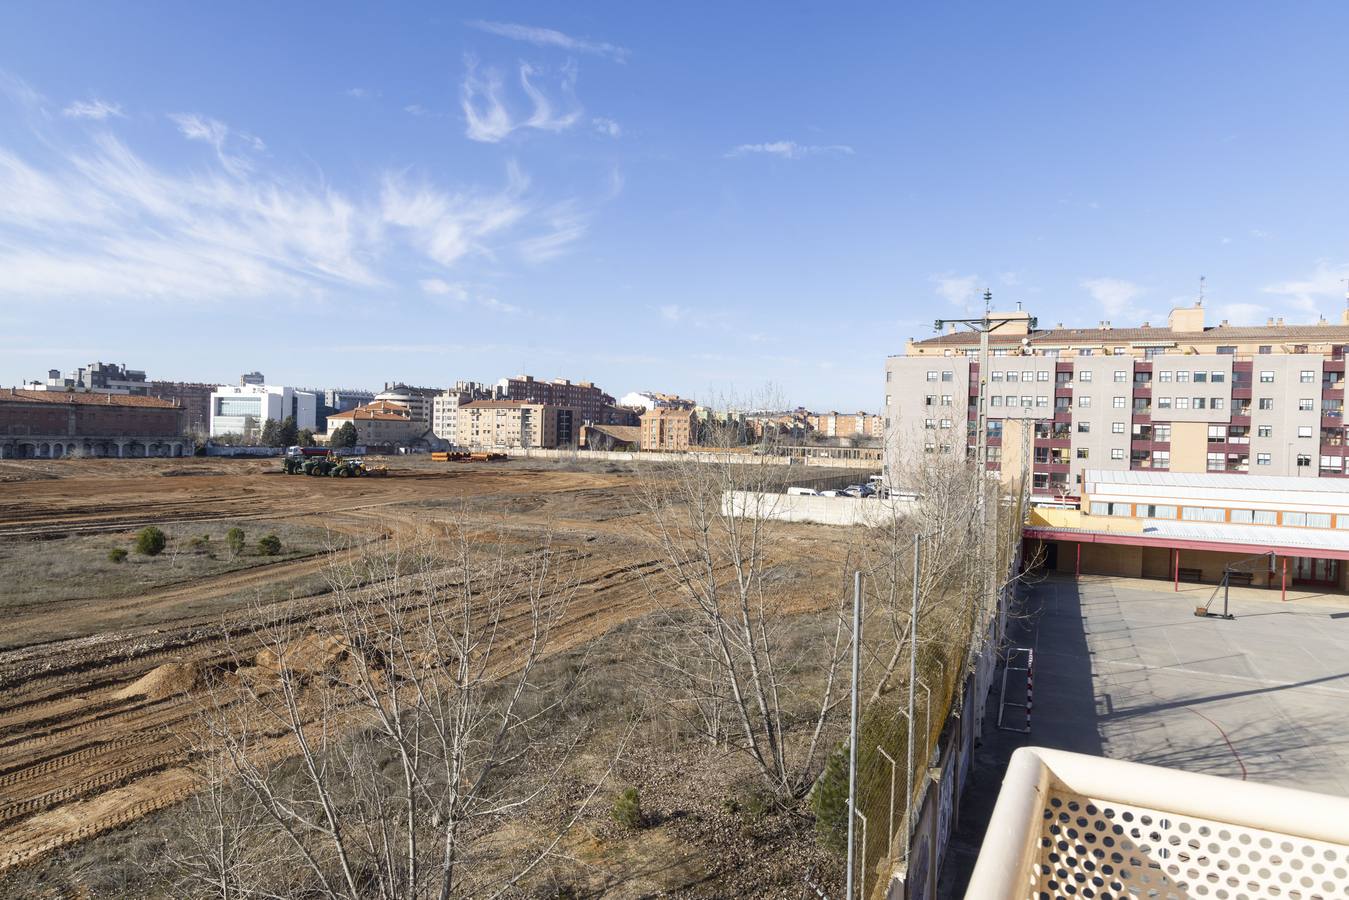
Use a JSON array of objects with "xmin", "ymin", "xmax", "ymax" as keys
[{"xmin": 3, "ymin": 3, "xmax": 1349, "ymax": 409}]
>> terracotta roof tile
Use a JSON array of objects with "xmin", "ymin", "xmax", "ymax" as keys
[
  {"xmin": 910, "ymin": 322, "xmax": 1349, "ymax": 349},
  {"xmin": 0, "ymin": 389, "xmax": 179, "ymax": 409}
]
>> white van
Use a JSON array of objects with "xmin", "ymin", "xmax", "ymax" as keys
[{"xmin": 787, "ymin": 486, "xmax": 820, "ymax": 496}]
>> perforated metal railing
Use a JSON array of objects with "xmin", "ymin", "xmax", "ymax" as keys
[{"xmin": 966, "ymin": 748, "xmax": 1349, "ymax": 900}]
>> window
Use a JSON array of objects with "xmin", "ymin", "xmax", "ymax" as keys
[
  {"xmin": 1177, "ymin": 370, "xmax": 1191, "ymax": 383},
  {"xmin": 1145, "ymin": 347, "xmax": 1167, "ymax": 358},
  {"xmin": 1207, "ymin": 452, "xmax": 1225, "ymax": 471},
  {"xmin": 1176, "ymin": 398, "xmax": 1191, "ymax": 409},
  {"xmin": 1077, "ymin": 422, "xmax": 1091, "ymax": 433},
  {"xmin": 993, "ymin": 349, "xmax": 1007, "ymax": 356},
  {"xmin": 1080, "ymin": 349, "xmax": 1094, "ymax": 356},
  {"xmin": 1208, "ymin": 425, "xmax": 1227, "ymax": 442},
  {"xmin": 1321, "ymin": 456, "xmax": 1343, "ymax": 474},
  {"xmin": 1284, "ymin": 512, "xmax": 1308, "ymax": 527},
  {"xmin": 1253, "ymin": 509, "xmax": 1277, "ymax": 524},
  {"xmin": 924, "ymin": 419, "xmax": 936, "ymax": 429},
  {"xmin": 941, "ymin": 395, "xmax": 953, "ymax": 406},
  {"xmin": 1157, "ymin": 397, "xmax": 1173, "ymax": 409},
  {"xmin": 1299, "ymin": 398, "xmax": 1315, "ymax": 411},
  {"xmin": 1182, "ymin": 506, "xmax": 1225, "ymax": 522},
  {"xmin": 1301, "ymin": 370, "xmax": 1316, "ymax": 383},
  {"xmin": 1298, "ymin": 426, "xmax": 1313, "ymax": 438},
  {"xmin": 1217, "ymin": 345, "xmax": 1236, "ymax": 354},
  {"xmin": 1055, "ymin": 397, "xmax": 1071, "ymax": 410},
  {"xmin": 1078, "ymin": 370, "xmax": 1093, "ymax": 382},
  {"xmin": 1153, "ymin": 450, "xmax": 1170, "ymax": 467},
  {"xmin": 941, "ymin": 371, "xmax": 953, "ymax": 382},
  {"xmin": 1194, "ymin": 397, "xmax": 1206, "ymax": 409},
  {"xmin": 1298, "ymin": 454, "xmax": 1312, "ymax": 468},
  {"xmin": 887, "ymin": 371, "xmax": 892, "ymax": 382},
  {"xmin": 1021, "ymin": 396, "xmax": 1034, "ymax": 408},
  {"xmin": 1076, "ymin": 448, "xmax": 1089, "ymax": 459},
  {"xmin": 1006, "ymin": 371, "xmax": 1020, "ymax": 382},
  {"xmin": 1159, "ymin": 370, "xmax": 1173, "ymax": 382},
  {"xmin": 1089, "ymin": 502, "xmax": 1108, "ymax": 515},
  {"xmin": 925, "ymin": 395, "xmax": 937, "ymax": 406},
  {"xmin": 1258, "ymin": 398, "xmax": 1274, "ymax": 410},
  {"xmin": 1260, "ymin": 371, "xmax": 1274, "ymax": 383},
  {"xmin": 1037, "ymin": 370, "xmax": 1050, "ymax": 382},
  {"xmin": 939, "ymin": 419, "xmax": 952, "ymax": 429},
  {"xmin": 1113, "ymin": 396, "xmax": 1126, "ymax": 408},
  {"xmin": 1194, "ymin": 371, "xmax": 1207, "ymax": 383},
  {"xmin": 991, "ymin": 371, "xmax": 1004, "ymax": 381},
  {"xmin": 1113, "ymin": 347, "xmax": 1127, "ymax": 355},
  {"xmin": 926, "ymin": 371, "xmax": 938, "ymax": 381},
  {"xmin": 1006, "ymin": 394, "xmax": 1016, "ymax": 406},
  {"xmin": 990, "ymin": 396, "xmax": 1002, "ymax": 407},
  {"xmin": 1139, "ymin": 504, "xmax": 1177, "ymax": 518},
  {"xmin": 1078, "ymin": 396, "xmax": 1091, "ymax": 408},
  {"xmin": 1114, "ymin": 370, "xmax": 1127, "ymax": 382},
  {"xmin": 1212, "ymin": 397, "xmax": 1225, "ymax": 409},
  {"xmin": 1211, "ymin": 371, "xmax": 1225, "ymax": 383},
  {"xmin": 1036, "ymin": 396, "xmax": 1048, "ymax": 407},
  {"xmin": 1111, "ymin": 448, "xmax": 1125, "ymax": 460},
  {"xmin": 1259, "ymin": 345, "xmax": 1272, "ymax": 354},
  {"xmin": 1308, "ymin": 512, "xmax": 1333, "ymax": 528},
  {"xmin": 1112, "ymin": 422, "xmax": 1125, "ymax": 433},
  {"xmin": 1230, "ymin": 509, "xmax": 1254, "ymax": 524},
  {"xmin": 1337, "ymin": 515, "xmax": 1349, "ymax": 529},
  {"xmin": 1257, "ymin": 425, "xmax": 1272, "ymax": 437}
]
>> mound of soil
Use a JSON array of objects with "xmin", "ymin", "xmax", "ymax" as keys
[
  {"xmin": 114, "ymin": 660, "xmax": 206, "ymax": 700},
  {"xmin": 254, "ymin": 633, "xmax": 350, "ymax": 676}
]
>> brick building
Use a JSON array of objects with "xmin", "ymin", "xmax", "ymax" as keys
[
  {"xmin": 495, "ymin": 375, "xmax": 615, "ymax": 425},
  {"xmin": 457, "ymin": 401, "xmax": 577, "ymax": 449},
  {"xmin": 0, "ymin": 389, "xmax": 187, "ymax": 458},
  {"xmin": 886, "ymin": 302, "xmax": 1349, "ymax": 497},
  {"xmin": 640, "ymin": 407, "xmax": 698, "ymax": 451}
]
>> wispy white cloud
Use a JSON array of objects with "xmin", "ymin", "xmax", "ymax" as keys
[
  {"xmin": 418, "ymin": 278, "xmax": 520, "ymax": 314},
  {"xmin": 62, "ymin": 99, "xmax": 123, "ymax": 121},
  {"xmin": 930, "ymin": 273, "xmax": 981, "ymax": 308},
  {"xmin": 168, "ymin": 112, "xmax": 265, "ymax": 176},
  {"xmin": 659, "ymin": 304, "xmax": 686, "ymax": 323},
  {"xmin": 461, "ymin": 58, "xmax": 582, "ymax": 143},
  {"xmin": 1262, "ymin": 261, "xmax": 1349, "ymax": 315},
  {"xmin": 345, "ymin": 87, "xmax": 380, "ymax": 100},
  {"xmin": 0, "ymin": 116, "xmax": 582, "ymax": 303},
  {"xmin": 465, "ymin": 20, "xmax": 629, "ymax": 62},
  {"xmin": 592, "ymin": 116, "xmax": 621, "ymax": 138},
  {"xmin": 516, "ymin": 204, "xmax": 587, "ymax": 263},
  {"xmin": 726, "ymin": 141, "xmax": 854, "ymax": 160},
  {"xmin": 404, "ymin": 104, "xmax": 434, "ymax": 117},
  {"xmin": 1080, "ymin": 277, "xmax": 1146, "ymax": 320}
]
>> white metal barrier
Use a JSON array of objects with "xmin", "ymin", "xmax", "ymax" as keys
[{"xmin": 965, "ymin": 747, "xmax": 1349, "ymax": 900}]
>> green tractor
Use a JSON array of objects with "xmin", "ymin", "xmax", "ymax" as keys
[{"xmin": 328, "ymin": 458, "xmax": 367, "ymax": 478}]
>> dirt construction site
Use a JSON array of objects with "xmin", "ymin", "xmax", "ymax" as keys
[{"xmin": 0, "ymin": 455, "xmax": 859, "ymax": 889}]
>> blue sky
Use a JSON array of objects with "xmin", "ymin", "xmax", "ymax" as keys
[{"xmin": 2, "ymin": 3, "xmax": 1348, "ymax": 410}]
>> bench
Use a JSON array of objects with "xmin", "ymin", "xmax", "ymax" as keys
[
  {"xmin": 1226, "ymin": 572, "xmax": 1254, "ymax": 587},
  {"xmin": 1177, "ymin": 567, "xmax": 1204, "ymax": 584}
]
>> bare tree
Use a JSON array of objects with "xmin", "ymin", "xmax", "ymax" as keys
[
  {"xmin": 633, "ymin": 412, "xmax": 854, "ymax": 799},
  {"xmin": 180, "ymin": 519, "xmax": 608, "ymax": 899}
]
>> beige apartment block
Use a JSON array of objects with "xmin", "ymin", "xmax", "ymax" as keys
[
  {"xmin": 456, "ymin": 401, "xmax": 577, "ymax": 449},
  {"xmin": 640, "ymin": 407, "xmax": 697, "ymax": 450},
  {"xmin": 885, "ymin": 302, "xmax": 1349, "ymax": 494},
  {"xmin": 324, "ymin": 400, "xmax": 428, "ymax": 447}
]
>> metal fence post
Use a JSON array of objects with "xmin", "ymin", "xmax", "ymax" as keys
[{"xmin": 846, "ymin": 570, "xmax": 862, "ymax": 900}]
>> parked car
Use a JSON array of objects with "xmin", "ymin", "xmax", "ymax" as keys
[
  {"xmin": 819, "ymin": 489, "xmax": 847, "ymax": 498},
  {"xmin": 787, "ymin": 486, "xmax": 820, "ymax": 496},
  {"xmin": 843, "ymin": 483, "xmax": 876, "ymax": 498}
]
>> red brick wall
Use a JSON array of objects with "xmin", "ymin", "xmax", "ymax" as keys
[{"xmin": 0, "ymin": 401, "xmax": 184, "ymax": 437}]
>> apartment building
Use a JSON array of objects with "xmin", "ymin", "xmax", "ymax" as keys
[
  {"xmin": 495, "ymin": 375, "xmax": 615, "ymax": 425},
  {"xmin": 885, "ymin": 302, "xmax": 1349, "ymax": 496},
  {"xmin": 431, "ymin": 382, "xmax": 493, "ymax": 445},
  {"xmin": 640, "ymin": 407, "xmax": 698, "ymax": 451},
  {"xmin": 374, "ymin": 383, "xmax": 439, "ymax": 424},
  {"xmin": 809, "ymin": 411, "xmax": 884, "ymax": 439},
  {"xmin": 457, "ymin": 401, "xmax": 577, "ymax": 449}
]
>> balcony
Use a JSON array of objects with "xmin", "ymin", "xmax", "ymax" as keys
[{"xmin": 966, "ymin": 748, "xmax": 1349, "ymax": 900}]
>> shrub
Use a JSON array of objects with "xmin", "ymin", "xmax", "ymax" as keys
[
  {"xmin": 135, "ymin": 526, "xmax": 167, "ymax": 557},
  {"xmin": 611, "ymin": 787, "xmax": 642, "ymax": 830},
  {"xmin": 225, "ymin": 527, "xmax": 245, "ymax": 556},
  {"xmin": 257, "ymin": 534, "xmax": 282, "ymax": 556},
  {"xmin": 107, "ymin": 547, "xmax": 128, "ymax": 563},
  {"xmin": 188, "ymin": 535, "xmax": 209, "ymax": 550}
]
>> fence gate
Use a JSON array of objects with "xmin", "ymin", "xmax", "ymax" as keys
[{"xmin": 996, "ymin": 647, "xmax": 1033, "ymax": 733}]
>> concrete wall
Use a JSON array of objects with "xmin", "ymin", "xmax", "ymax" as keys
[
  {"xmin": 721, "ymin": 490, "xmax": 914, "ymax": 526},
  {"xmin": 506, "ymin": 446, "xmax": 879, "ymax": 469},
  {"xmin": 1169, "ymin": 421, "xmax": 1209, "ymax": 473},
  {"xmin": 1069, "ymin": 355, "xmax": 1134, "ymax": 485}
]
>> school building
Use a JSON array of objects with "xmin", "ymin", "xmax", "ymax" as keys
[{"xmin": 1024, "ymin": 468, "xmax": 1349, "ymax": 591}]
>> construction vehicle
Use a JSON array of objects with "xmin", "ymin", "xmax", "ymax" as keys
[{"xmin": 281, "ymin": 451, "xmax": 369, "ymax": 478}]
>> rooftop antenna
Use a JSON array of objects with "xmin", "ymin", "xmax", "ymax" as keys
[{"xmin": 1198, "ymin": 275, "xmax": 1206, "ymax": 306}]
